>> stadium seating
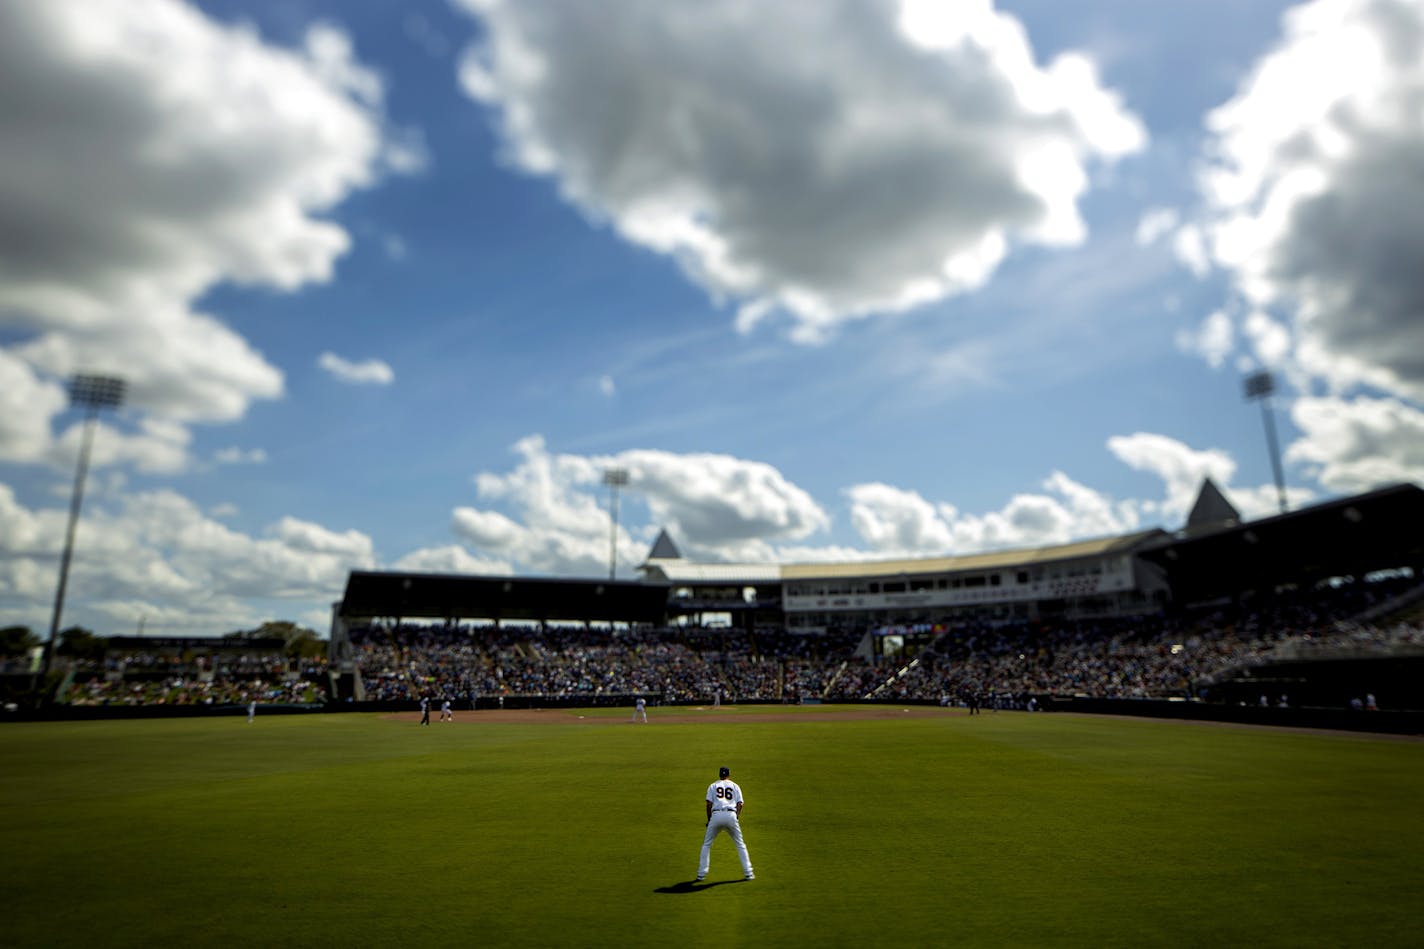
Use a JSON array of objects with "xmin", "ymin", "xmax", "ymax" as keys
[{"xmin": 344, "ymin": 575, "xmax": 1423, "ymax": 710}]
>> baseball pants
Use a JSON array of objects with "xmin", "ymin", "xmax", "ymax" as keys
[{"xmin": 699, "ymin": 811, "xmax": 753, "ymax": 878}]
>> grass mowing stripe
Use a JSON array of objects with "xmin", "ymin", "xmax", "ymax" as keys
[{"xmin": 3, "ymin": 711, "xmax": 1420, "ymax": 947}]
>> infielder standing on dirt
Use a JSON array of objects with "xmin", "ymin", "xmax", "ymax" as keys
[
  {"xmin": 698, "ymin": 766, "xmax": 754, "ymax": 882},
  {"xmin": 632, "ymin": 696, "xmax": 648, "ymax": 723}
]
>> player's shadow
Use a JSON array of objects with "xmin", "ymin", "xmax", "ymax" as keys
[{"xmin": 654, "ymin": 879, "xmax": 744, "ymax": 894}]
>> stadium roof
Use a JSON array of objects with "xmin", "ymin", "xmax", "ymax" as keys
[
  {"xmin": 636, "ymin": 529, "xmax": 1168, "ymax": 584},
  {"xmin": 638, "ymin": 528, "xmax": 788, "ymax": 584},
  {"xmin": 779, "ymin": 530, "xmax": 1168, "ymax": 580},
  {"xmin": 1138, "ymin": 482, "xmax": 1424, "ymax": 602},
  {"xmin": 337, "ymin": 571, "xmax": 670, "ymax": 624},
  {"xmin": 641, "ymin": 561, "xmax": 783, "ymax": 584}
]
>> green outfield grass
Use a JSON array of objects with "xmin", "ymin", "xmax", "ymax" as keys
[{"xmin": 3, "ymin": 707, "xmax": 1421, "ymax": 948}]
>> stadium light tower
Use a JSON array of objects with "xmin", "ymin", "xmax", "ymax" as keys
[
  {"xmin": 41, "ymin": 373, "xmax": 126, "ymax": 679},
  {"xmin": 1243, "ymin": 369, "xmax": 1288, "ymax": 515},
  {"xmin": 603, "ymin": 467, "xmax": 630, "ymax": 581}
]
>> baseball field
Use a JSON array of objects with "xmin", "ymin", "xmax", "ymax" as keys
[{"xmin": 3, "ymin": 705, "xmax": 1421, "ymax": 948}]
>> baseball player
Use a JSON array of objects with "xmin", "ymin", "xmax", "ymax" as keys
[
  {"xmin": 632, "ymin": 696, "xmax": 648, "ymax": 723},
  {"xmin": 419, "ymin": 696, "xmax": 430, "ymax": 725},
  {"xmin": 440, "ymin": 698, "xmax": 453, "ymax": 722},
  {"xmin": 246, "ymin": 699, "xmax": 256, "ymax": 724},
  {"xmin": 697, "ymin": 766, "xmax": 754, "ymax": 882}
]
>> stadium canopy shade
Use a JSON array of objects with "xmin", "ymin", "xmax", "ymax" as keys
[
  {"xmin": 337, "ymin": 571, "xmax": 671, "ymax": 625},
  {"xmin": 1138, "ymin": 483, "xmax": 1424, "ymax": 603}
]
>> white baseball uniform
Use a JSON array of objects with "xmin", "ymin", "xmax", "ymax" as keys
[
  {"xmin": 440, "ymin": 700, "xmax": 452, "ymax": 721},
  {"xmin": 699, "ymin": 777, "xmax": 753, "ymax": 880},
  {"xmin": 632, "ymin": 697, "xmax": 648, "ymax": 723}
]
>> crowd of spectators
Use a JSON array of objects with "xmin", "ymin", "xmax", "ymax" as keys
[
  {"xmin": 354, "ymin": 624, "xmax": 742, "ymax": 704},
  {"xmin": 841, "ymin": 579, "xmax": 1424, "ymax": 705},
  {"xmin": 39, "ymin": 576, "xmax": 1419, "ymax": 709},
  {"xmin": 62, "ymin": 674, "xmax": 327, "ymax": 707},
  {"xmin": 348, "ymin": 577, "xmax": 1423, "ymax": 709},
  {"xmin": 59, "ymin": 651, "xmax": 329, "ymax": 707}
]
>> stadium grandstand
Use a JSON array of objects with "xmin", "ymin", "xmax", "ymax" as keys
[
  {"xmin": 11, "ymin": 481, "xmax": 1419, "ymax": 722},
  {"xmin": 325, "ymin": 481, "xmax": 1424, "ymax": 720},
  {"xmin": 46, "ymin": 635, "xmax": 328, "ymax": 710}
]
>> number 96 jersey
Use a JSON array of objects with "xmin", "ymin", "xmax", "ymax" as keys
[{"xmin": 707, "ymin": 778, "xmax": 744, "ymax": 813}]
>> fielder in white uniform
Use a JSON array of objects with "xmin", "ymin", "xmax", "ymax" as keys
[
  {"xmin": 440, "ymin": 699, "xmax": 453, "ymax": 722},
  {"xmin": 632, "ymin": 697, "xmax": 648, "ymax": 723},
  {"xmin": 698, "ymin": 766, "xmax": 754, "ymax": 882}
]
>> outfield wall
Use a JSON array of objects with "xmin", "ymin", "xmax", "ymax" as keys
[
  {"xmin": 6, "ymin": 695, "xmax": 1422, "ymax": 735},
  {"xmin": 1043, "ymin": 696, "xmax": 1424, "ymax": 736},
  {"xmin": 1, "ymin": 702, "xmax": 325, "ymax": 722}
]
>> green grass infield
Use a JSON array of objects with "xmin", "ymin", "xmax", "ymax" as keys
[{"xmin": 3, "ymin": 706, "xmax": 1420, "ymax": 947}]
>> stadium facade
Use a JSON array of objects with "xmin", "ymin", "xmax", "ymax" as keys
[{"xmin": 642, "ymin": 528, "xmax": 1169, "ymax": 632}]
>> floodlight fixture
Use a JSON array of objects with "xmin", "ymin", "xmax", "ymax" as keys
[
  {"xmin": 603, "ymin": 467, "xmax": 630, "ymax": 581},
  {"xmin": 70, "ymin": 373, "xmax": 127, "ymax": 410},
  {"xmin": 41, "ymin": 373, "xmax": 127, "ymax": 684},
  {"xmin": 1243, "ymin": 370, "xmax": 1288, "ymax": 515},
  {"xmin": 1243, "ymin": 370, "xmax": 1275, "ymax": 400}
]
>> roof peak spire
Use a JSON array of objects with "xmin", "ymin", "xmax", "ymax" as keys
[{"xmin": 646, "ymin": 528, "xmax": 682, "ymax": 561}]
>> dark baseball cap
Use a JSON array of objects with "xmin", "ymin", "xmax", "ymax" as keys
[{"xmin": 719, "ymin": 766, "xmax": 730, "ymax": 778}]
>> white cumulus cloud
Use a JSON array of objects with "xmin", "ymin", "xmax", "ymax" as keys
[
  {"xmin": 1199, "ymin": 0, "xmax": 1424, "ymax": 402},
  {"xmin": 1287, "ymin": 395, "xmax": 1424, "ymax": 492},
  {"xmin": 454, "ymin": 436, "xmax": 830, "ymax": 573},
  {"xmin": 214, "ymin": 447, "xmax": 268, "ymax": 466},
  {"xmin": 1175, "ymin": 310, "xmax": 1235, "ymax": 369},
  {"xmin": 1242, "ymin": 310, "xmax": 1293, "ymax": 368},
  {"xmin": 846, "ymin": 470, "xmax": 1136, "ymax": 556},
  {"xmin": 0, "ymin": 483, "xmax": 378, "ymax": 634},
  {"xmin": 0, "ymin": 0, "xmax": 410, "ymax": 471},
  {"xmin": 1107, "ymin": 432, "xmax": 1237, "ymax": 520},
  {"xmin": 454, "ymin": 0, "xmax": 1145, "ymax": 341},
  {"xmin": 1135, "ymin": 207, "xmax": 1180, "ymax": 246},
  {"xmin": 392, "ymin": 545, "xmax": 514, "ymax": 576},
  {"xmin": 318, "ymin": 352, "xmax": 396, "ymax": 386},
  {"xmin": 846, "ymin": 483, "xmax": 957, "ymax": 553}
]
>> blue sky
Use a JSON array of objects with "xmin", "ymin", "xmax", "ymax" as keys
[{"xmin": 2, "ymin": 0, "xmax": 1422, "ymax": 636}]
